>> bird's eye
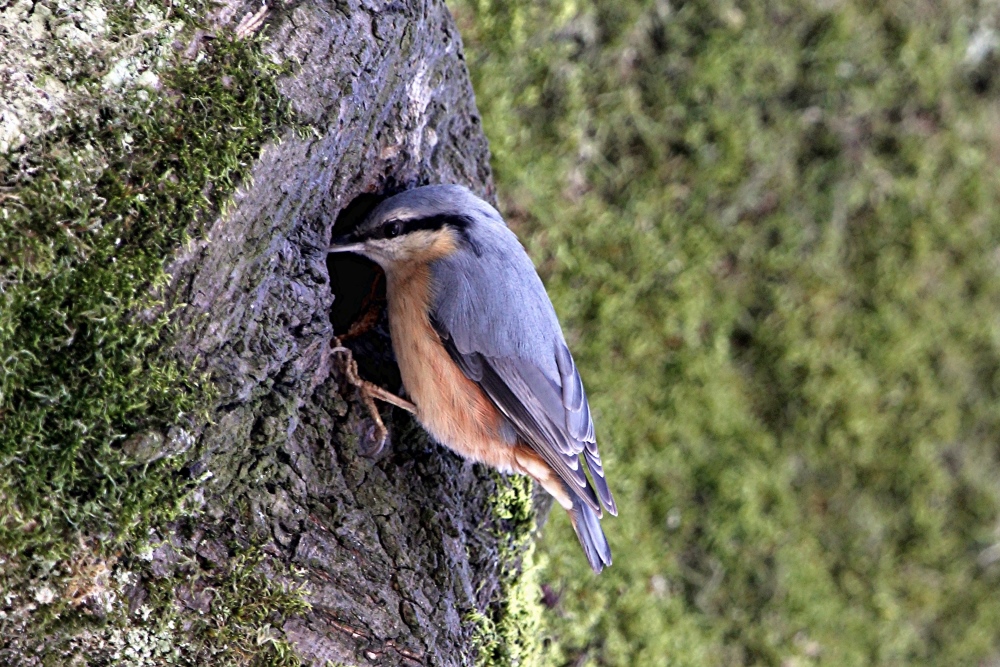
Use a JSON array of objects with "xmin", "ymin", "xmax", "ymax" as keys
[{"xmin": 384, "ymin": 222, "xmax": 403, "ymax": 239}]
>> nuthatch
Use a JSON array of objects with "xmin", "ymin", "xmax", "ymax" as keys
[{"xmin": 329, "ymin": 184, "xmax": 617, "ymax": 573}]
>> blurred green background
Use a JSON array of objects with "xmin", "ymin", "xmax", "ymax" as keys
[{"xmin": 447, "ymin": 1, "xmax": 1000, "ymax": 664}]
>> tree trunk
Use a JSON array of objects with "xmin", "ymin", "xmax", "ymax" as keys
[{"xmin": 1, "ymin": 1, "xmax": 541, "ymax": 665}]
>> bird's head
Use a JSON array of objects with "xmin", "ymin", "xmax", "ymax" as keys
[{"xmin": 328, "ymin": 185, "xmax": 501, "ymax": 269}]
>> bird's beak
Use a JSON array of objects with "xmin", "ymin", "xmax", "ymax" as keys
[{"xmin": 328, "ymin": 234, "xmax": 365, "ymax": 254}]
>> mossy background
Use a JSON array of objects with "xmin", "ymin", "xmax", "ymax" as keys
[
  {"xmin": 0, "ymin": 4, "xmax": 301, "ymax": 662},
  {"xmin": 450, "ymin": 0, "xmax": 1000, "ymax": 664}
]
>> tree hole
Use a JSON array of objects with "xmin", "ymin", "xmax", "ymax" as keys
[{"xmin": 327, "ymin": 192, "xmax": 402, "ymax": 389}]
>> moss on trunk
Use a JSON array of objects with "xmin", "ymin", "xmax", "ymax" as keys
[{"xmin": 1, "ymin": 1, "xmax": 542, "ymax": 664}]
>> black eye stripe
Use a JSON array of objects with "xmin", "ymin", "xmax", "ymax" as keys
[
  {"xmin": 401, "ymin": 214, "xmax": 474, "ymax": 235},
  {"xmin": 353, "ymin": 214, "xmax": 477, "ymax": 243}
]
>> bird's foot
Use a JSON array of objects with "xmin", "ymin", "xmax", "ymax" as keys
[
  {"xmin": 332, "ymin": 339, "xmax": 387, "ymax": 456},
  {"xmin": 332, "ymin": 338, "xmax": 416, "ymax": 457}
]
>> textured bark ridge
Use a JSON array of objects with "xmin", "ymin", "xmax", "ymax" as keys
[{"xmin": 161, "ymin": 1, "xmax": 525, "ymax": 665}]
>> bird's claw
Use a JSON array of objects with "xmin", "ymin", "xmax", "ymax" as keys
[
  {"xmin": 360, "ymin": 424, "xmax": 387, "ymax": 458},
  {"xmin": 333, "ymin": 338, "xmax": 389, "ymax": 458}
]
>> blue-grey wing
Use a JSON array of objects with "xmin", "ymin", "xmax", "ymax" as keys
[{"xmin": 430, "ymin": 225, "xmax": 617, "ymax": 516}]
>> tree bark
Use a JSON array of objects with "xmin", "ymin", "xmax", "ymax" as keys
[
  {"xmin": 2, "ymin": 0, "xmax": 539, "ymax": 665},
  {"xmin": 166, "ymin": 2, "xmax": 529, "ymax": 665}
]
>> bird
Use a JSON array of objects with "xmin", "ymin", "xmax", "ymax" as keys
[{"xmin": 328, "ymin": 184, "xmax": 617, "ymax": 573}]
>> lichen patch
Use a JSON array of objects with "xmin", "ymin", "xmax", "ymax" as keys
[{"xmin": 0, "ymin": 0, "xmax": 183, "ymax": 154}]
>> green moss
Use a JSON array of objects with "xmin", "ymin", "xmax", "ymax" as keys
[
  {"xmin": 139, "ymin": 545, "xmax": 310, "ymax": 667},
  {"xmin": 452, "ymin": 0, "xmax": 1000, "ymax": 664},
  {"xmin": 470, "ymin": 474, "xmax": 545, "ymax": 667},
  {"xmin": 0, "ymin": 3, "xmax": 294, "ymax": 661},
  {"xmin": 15, "ymin": 541, "xmax": 312, "ymax": 666}
]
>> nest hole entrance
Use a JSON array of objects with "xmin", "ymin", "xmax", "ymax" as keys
[
  {"xmin": 327, "ymin": 192, "xmax": 402, "ymax": 388},
  {"xmin": 327, "ymin": 193, "xmax": 385, "ymax": 334}
]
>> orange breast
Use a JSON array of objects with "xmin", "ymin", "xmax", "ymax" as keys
[{"xmin": 385, "ymin": 261, "xmax": 517, "ymax": 473}]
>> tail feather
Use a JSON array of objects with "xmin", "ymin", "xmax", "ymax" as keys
[
  {"xmin": 568, "ymin": 496, "xmax": 612, "ymax": 573},
  {"xmin": 513, "ymin": 446, "xmax": 613, "ymax": 573}
]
